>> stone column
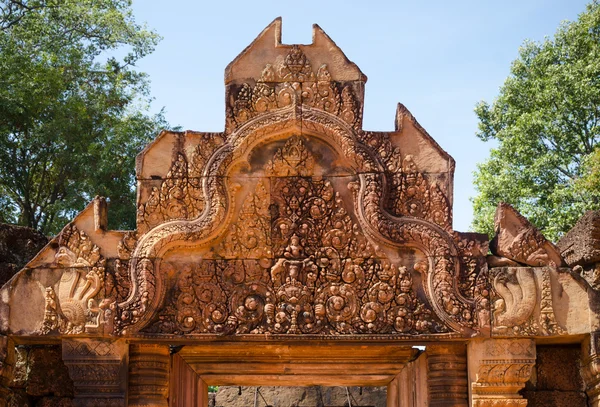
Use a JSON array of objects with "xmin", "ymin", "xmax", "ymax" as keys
[
  {"xmin": 582, "ymin": 332, "xmax": 600, "ymax": 406},
  {"xmin": 427, "ymin": 344, "xmax": 468, "ymax": 407},
  {"xmin": 0, "ymin": 335, "xmax": 14, "ymax": 407},
  {"xmin": 62, "ymin": 338, "xmax": 128, "ymax": 407},
  {"xmin": 129, "ymin": 344, "xmax": 170, "ymax": 407},
  {"xmin": 468, "ymin": 338, "xmax": 535, "ymax": 407}
]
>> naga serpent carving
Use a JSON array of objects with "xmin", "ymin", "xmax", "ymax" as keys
[
  {"xmin": 491, "ymin": 268, "xmax": 537, "ymax": 331},
  {"xmin": 114, "ymin": 105, "xmax": 481, "ymax": 336}
]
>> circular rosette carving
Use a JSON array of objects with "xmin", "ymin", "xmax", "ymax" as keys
[
  {"xmin": 315, "ymin": 283, "xmax": 358, "ymax": 334},
  {"xmin": 357, "ymin": 302, "xmax": 389, "ymax": 333},
  {"xmin": 202, "ymin": 303, "xmax": 229, "ymax": 333},
  {"xmin": 277, "ymin": 83, "xmax": 298, "ymax": 107},
  {"xmin": 252, "ymin": 83, "xmax": 276, "ymax": 113},
  {"xmin": 229, "ymin": 283, "xmax": 271, "ymax": 334},
  {"xmin": 341, "ymin": 261, "xmax": 365, "ymax": 286},
  {"xmin": 390, "ymin": 301, "xmax": 414, "ymax": 333},
  {"xmin": 193, "ymin": 282, "xmax": 229, "ymax": 333},
  {"xmin": 175, "ymin": 292, "xmax": 202, "ymax": 333}
]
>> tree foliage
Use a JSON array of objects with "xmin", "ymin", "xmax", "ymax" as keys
[
  {"xmin": 472, "ymin": 1, "xmax": 600, "ymax": 241},
  {"xmin": 0, "ymin": 0, "xmax": 168, "ymax": 234}
]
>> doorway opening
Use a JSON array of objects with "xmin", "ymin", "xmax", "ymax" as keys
[{"xmin": 210, "ymin": 385, "xmax": 386, "ymax": 407}]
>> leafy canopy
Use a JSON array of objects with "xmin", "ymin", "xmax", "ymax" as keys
[
  {"xmin": 0, "ymin": 0, "xmax": 168, "ymax": 234},
  {"xmin": 472, "ymin": 1, "xmax": 600, "ymax": 241}
]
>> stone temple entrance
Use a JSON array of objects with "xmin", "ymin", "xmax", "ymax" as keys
[
  {"xmin": 170, "ymin": 342, "xmax": 419, "ymax": 406},
  {"xmin": 1, "ymin": 17, "xmax": 600, "ymax": 407}
]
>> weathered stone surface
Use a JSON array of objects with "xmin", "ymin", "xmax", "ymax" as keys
[
  {"xmin": 535, "ymin": 346, "xmax": 584, "ymax": 391},
  {"xmin": 34, "ymin": 397, "xmax": 73, "ymax": 407},
  {"xmin": 521, "ymin": 345, "xmax": 586, "ymax": 407},
  {"xmin": 10, "ymin": 347, "xmax": 28, "ymax": 389},
  {"xmin": 558, "ymin": 210, "xmax": 600, "ymax": 267},
  {"xmin": 7, "ymin": 389, "xmax": 31, "ymax": 407},
  {"xmin": 521, "ymin": 391, "xmax": 587, "ymax": 407},
  {"xmin": 490, "ymin": 203, "xmax": 564, "ymax": 267},
  {"xmin": 25, "ymin": 347, "xmax": 73, "ymax": 398},
  {"xmin": 0, "ymin": 223, "xmax": 47, "ymax": 287},
  {"xmin": 215, "ymin": 386, "xmax": 385, "ymax": 407}
]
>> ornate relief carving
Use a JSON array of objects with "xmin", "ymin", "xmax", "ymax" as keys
[
  {"xmin": 37, "ymin": 224, "xmax": 109, "ymax": 335},
  {"xmin": 386, "ymin": 154, "xmax": 452, "ymax": 231},
  {"xmin": 113, "ymin": 107, "xmax": 485, "ymax": 337},
  {"xmin": 280, "ymin": 45, "xmax": 315, "ymax": 82},
  {"xmin": 227, "ymin": 47, "xmax": 362, "ymax": 130},
  {"xmin": 137, "ymin": 153, "xmax": 205, "ymax": 233},
  {"xmin": 490, "ymin": 267, "xmax": 564, "ymax": 336},
  {"xmin": 469, "ymin": 339, "xmax": 535, "ymax": 407},
  {"xmin": 352, "ymin": 172, "xmax": 482, "ymax": 335},
  {"xmin": 142, "ymin": 137, "xmax": 447, "ymax": 336},
  {"xmin": 217, "ymin": 179, "xmax": 271, "ymax": 259},
  {"xmin": 62, "ymin": 339, "xmax": 127, "ymax": 407},
  {"xmin": 105, "ymin": 232, "xmax": 136, "ymax": 305},
  {"xmin": 490, "ymin": 203, "xmax": 564, "ymax": 267},
  {"xmin": 265, "ymin": 136, "xmax": 315, "ymax": 176},
  {"xmin": 582, "ymin": 333, "xmax": 600, "ymax": 407}
]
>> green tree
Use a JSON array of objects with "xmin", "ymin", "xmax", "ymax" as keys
[
  {"xmin": 472, "ymin": 1, "xmax": 600, "ymax": 242},
  {"xmin": 0, "ymin": 0, "xmax": 168, "ymax": 234}
]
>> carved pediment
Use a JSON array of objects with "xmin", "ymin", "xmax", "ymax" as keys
[{"xmin": 2, "ymin": 19, "xmax": 502, "ymax": 341}]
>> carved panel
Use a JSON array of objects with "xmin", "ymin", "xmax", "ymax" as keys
[
  {"xmin": 226, "ymin": 46, "xmax": 363, "ymax": 131},
  {"xmin": 38, "ymin": 224, "xmax": 110, "ymax": 335},
  {"xmin": 468, "ymin": 339, "xmax": 535, "ymax": 407},
  {"xmin": 62, "ymin": 339, "xmax": 127, "ymax": 407},
  {"xmin": 141, "ymin": 137, "xmax": 452, "ymax": 337},
  {"xmin": 490, "ymin": 267, "xmax": 565, "ymax": 336}
]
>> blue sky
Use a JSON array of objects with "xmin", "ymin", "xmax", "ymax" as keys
[{"xmin": 131, "ymin": 0, "xmax": 590, "ymax": 232}]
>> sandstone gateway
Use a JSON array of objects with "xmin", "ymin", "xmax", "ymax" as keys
[{"xmin": 1, "ymin": 19, "xmax": 598, "ymax": 407}]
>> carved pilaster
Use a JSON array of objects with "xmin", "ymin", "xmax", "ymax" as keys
[
  {"xmin": 583, "ymin": 332, "xmax": 600, "ymax": 406},
  {"xmin": 129, "ymin": 344, "xmax": 170, "ymax": 407},
  {"xmin": 468, "ymin": 338, "xmax": 535, "ymax": 407},
  {"xmin": 62, "ymin": 338, "xmax": 127, "ymax": 407},
  {"xmin": 427, "ymin": 344, "xmax": 468, "ymax": 407},
  {"xmin": 0, "ymin": 336, "xmax": 14, "ymax": 407}
]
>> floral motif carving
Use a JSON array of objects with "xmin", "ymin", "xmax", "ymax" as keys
[
  {"xmin": 137, "ymin": 153, "xmax": 204, "ymax": 233},
  {"xmin": 227, "ymin": 47, "xmax": 362, "ymax": 130},
  {"xmin": 386, "ymin": 154, "xmax": 452, "ymax": 231},
  {"xmin": 218, "ymin": 179, "xmax": 271, "ymax": 259},
  {"xmin": 62, "ymin": 339, "xmax": 127, "ymax": 407},
  {"xmin": 353, "ymin": 172, "xmax": 482, "ymax": 334},
  {"xmin": 280, "ymin": 45, "xmax": 315, "ymax": 82},
  {"xmin": 470, "ymin": 339, "xmax": 535, "ymax": 407},
  {"xmin": 143, "ymin": 137, "xmax": 446, "ymax": 336}
]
